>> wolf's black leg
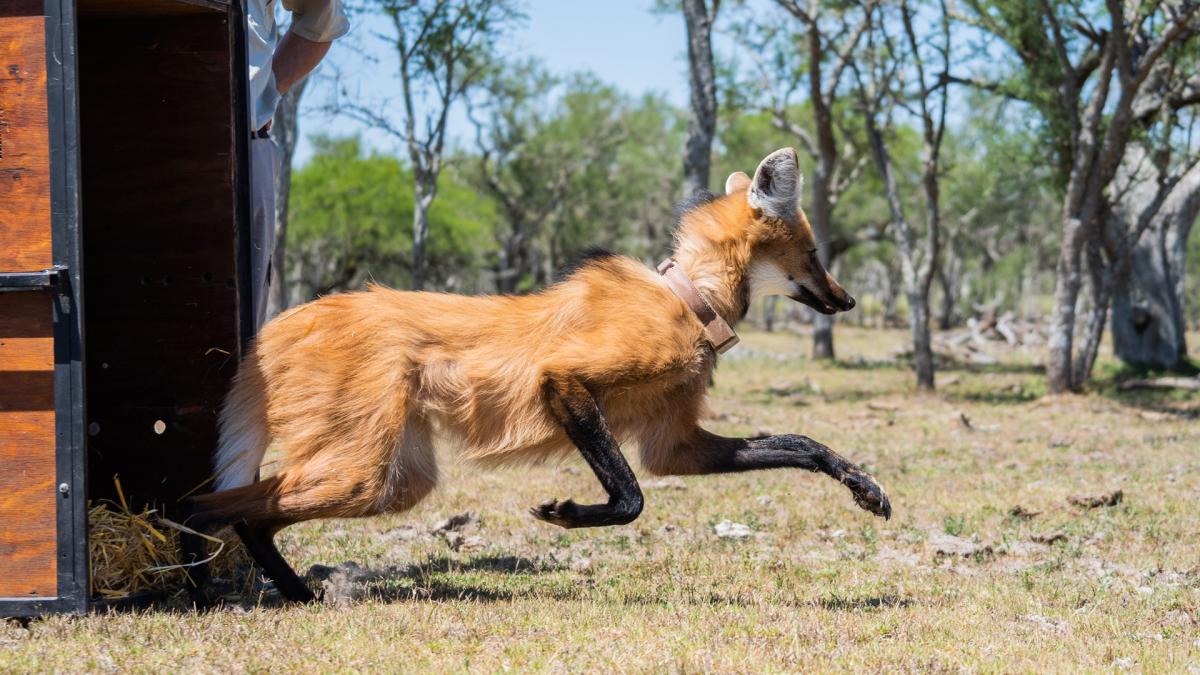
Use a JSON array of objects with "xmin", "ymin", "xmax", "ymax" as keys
[
  {"xmin": 670, "ymin": 431, "xmax": 891, "ymax": 519},
  {"xmin": 181, "ymin": 530, "xmax": 217, "ymax": 609},
  {"xmin": 234, "ymin": 523, "xmax": 316, "ymax": 603},
  {"xmin": 717, "ymin": 434, "xmax": 889, "ymax": 518},
  {"xmin": 532, "ymin": 377, "xmax": 644, "ymax": 528}
]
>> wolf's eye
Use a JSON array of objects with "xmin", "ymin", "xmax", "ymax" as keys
[{"xmin": 787, "ymin": 274, "xmax": 794, "ymax": 281}]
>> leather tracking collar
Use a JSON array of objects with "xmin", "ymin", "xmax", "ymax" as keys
[{"xmin": 657, "ymin": 258, "xmax": 740, "ymax": 354}]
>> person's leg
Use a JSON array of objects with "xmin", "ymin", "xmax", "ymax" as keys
[{"xmin": 250, "ymin": 135, "xmax": 279, "ymax": 330}]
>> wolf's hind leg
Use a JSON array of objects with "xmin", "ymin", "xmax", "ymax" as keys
[
  {"xmin": 190, "ymin": 415, "xmax": 435, "ymax": 602},
  {"xmin": 378, "ymin": 414, "xmax": 439, "ymax": 514},
  {"xmin": 235, "ymin": 523, "xmax": 316, "ymax": 603},
  {"xmin": 531, "ymin": 376, "xmax": 644, "ymax": 529}
]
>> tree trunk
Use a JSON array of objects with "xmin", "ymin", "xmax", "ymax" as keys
[
  {"xmin": 1072, "ymin": 240, "xmax": 1113, "ymax": 390},
  {"xmin": 681, "ymin": 0, "xmax": 717, "ymax": 198},
  {"xmin": 808, "ymin": 160, "xmax": 836, "ymax": 359},
  {"xmin": 882, "ymin": 262, "xmax": 899, "ymax": 327},
  {"xmin": 909, "ymin": 293, "xmax": 934, "ymax": 389},
  {"xmin": 859, "ymin": 81, "xmax": 938, "ymax": 391},
  {"xmin": 936, "ymin": 267, "xmax": 956, "ymax": 330},
  {"xmin": 1046, "ymin": 215, "xmax": 1086, "ymax": 393},
  {"xmin": 265, "ymin": 78, "xmax": 308, "ymax": 320},
  {"xmin": 411, "ymin": 187, "xmax": 433, "ymax": 290},
  {"xmin": 807, "ymin": 19, "xmax": 838, "ymax": 361},
  {"xmin": 1112, "ymin": 160, "xmax": 1200, "ymax": 369},
  {"xmin": 936, "ymin": 220, "xmax": 964, "ymax": 330},
  {"xmin": 494, "ymin": 229, "xmax": 524, "ymax": 294}
]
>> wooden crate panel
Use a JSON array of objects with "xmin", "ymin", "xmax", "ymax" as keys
[
  {"xmin": 0, "ymin": 11, "xmax": 53, "ymax": 273},
  {"xmin": 0, "ymin": 306, "xmax": 55, "ymax": 371},
  {"xmin": 0, "ymin": 292, "xmax": 57, "ymax": 598}
]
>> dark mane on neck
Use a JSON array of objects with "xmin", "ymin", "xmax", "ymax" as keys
[
  {"xmin": 674, "ymin": 189, "xmax": 717, "ymax": 223},
  {"xmin": 553, "ymin": 247, "xmax": 618, "ymax": 282}
]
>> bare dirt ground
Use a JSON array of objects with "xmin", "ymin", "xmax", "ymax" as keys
[{"xmin": 4, "ymin": 326, "xmax": 1199, "ymax": 672}]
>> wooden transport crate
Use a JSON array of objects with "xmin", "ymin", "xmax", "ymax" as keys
[{"xmin": 0, "ymin": 0, "xmax": 253, "ymax": 616}]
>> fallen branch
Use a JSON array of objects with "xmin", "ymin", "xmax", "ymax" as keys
[{"xmin": 1118, "ymin": 376, "xmax": 1200, "ymax": 391}]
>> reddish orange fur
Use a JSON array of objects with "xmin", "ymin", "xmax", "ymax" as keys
[{"xmin": 192, "ymin": 148, "xmax": 852, "ymax": 530}]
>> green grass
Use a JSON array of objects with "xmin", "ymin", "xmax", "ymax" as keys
[{"xmin": 4, "ymin": 326, "xmax": 1200, "ymax": 672}]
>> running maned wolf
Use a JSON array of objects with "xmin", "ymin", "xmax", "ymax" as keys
[{"xmin": 190, "ymin": 147, "xmax": 891, "ymax": 603}]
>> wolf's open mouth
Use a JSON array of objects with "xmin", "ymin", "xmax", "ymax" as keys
[{"xmin": 790, "ymin": 287, "xmax": 838, "ymax": 314}]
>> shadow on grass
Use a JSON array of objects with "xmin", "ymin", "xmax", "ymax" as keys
[
  {"xmin": 1097, "ymin": 389, "xmax": 1200, "ymax": 419},
  {"xmin": 98, "ymin": 552, "xmax": 926, "ymax": 615},
  {"xmin": 579, "ymin": 589, "xmax": 918, "ymax": 612},
  {"xmin": 945, "ymin": 388, "xmax": 1041, "ymax": 405},
  {"xmin": 836, "ymin": 354, "xmax": 1045, "ymax": 376},
  {"xmin": 1089, "ymin": 360, "xmax": 1200, "ymax": 418},
  {"xmin": 750, "ymin": 386, "xmax": 882, "ymax": 406},
  {"xmin": 300, "ymin": 553, "xmax": 576, "ymax": 604},
  {"xmin": 813, "ymin": 593, "xmax": 914, "ymax": 611},
  {"xmin": 84, "ymin": 553, "xmax": 568, "ymax": 614},
  {"xmin": 833, "ymin": 358, "xmax": 906, "ymax": 372},
  {"xmin": 929, "ymin": 357, "xmax": 1044, "ymax": 376},
  {"xmin": 756, "ymin": 380, "xmax": 1043, "ymax": 406}
]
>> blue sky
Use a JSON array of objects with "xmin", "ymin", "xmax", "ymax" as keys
[{"xmin": 294, "ymin": 1, "xmax": 720, "ymax": 166}]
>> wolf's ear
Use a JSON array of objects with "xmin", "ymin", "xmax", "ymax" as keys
[
  {"xmin": 725, "ymin": 171, "xmax": 751, "ymax": 195},
  {"xmin": 747, "ymin": 148, "xmax": 802, "ymax": 220}
]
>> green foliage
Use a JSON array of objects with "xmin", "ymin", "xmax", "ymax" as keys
[
  {"xmin": 936, "ymin": 94, "xmax": 1060, "ymax": 315},
  {"xmin": 288, "ymin": 69, "xmax": 684, "ymax": 300},
  {"xmin": 468, "ymin": 60, "xmax": 684, "ymax": 291},
  {"xmin": 289, "ymin": 80, "xmax": 1067, "ymax": 330},
  {"xmin": 1186, "ymin": 223, "xmax": 1200, "ymax": 328},
  {"xmin": 287, "ymin": 1, "xmax": 1195, "ymax": 346},
  {"xmin": 287, "ymin": 136, "xmax": 494, "ymax": 298}
]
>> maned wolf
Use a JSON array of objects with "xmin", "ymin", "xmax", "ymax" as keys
[{"xmin": 190, "ymin": 147, "xmax": 891, "ymax": 602}]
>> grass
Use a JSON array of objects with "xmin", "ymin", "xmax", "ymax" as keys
[{"xmin": 4, "ymin": 326, "xmax": 1200, "ymax": 672}]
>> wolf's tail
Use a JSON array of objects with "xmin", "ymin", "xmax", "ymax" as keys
[{"xmin": 212, "ymin": 354, "xmax": 269, "ymax": 492}]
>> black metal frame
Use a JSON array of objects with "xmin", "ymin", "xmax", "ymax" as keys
[
  {"xmin": 0, "ymin": 0, "xmax": 88, "ymax": 618},
  {"xmin": 0, "ymin": 268, "xmax": 64, "ymax": 292},
  {"xmin": 230, "ymin": 0, "xmax": 255, "ymax": 350}
]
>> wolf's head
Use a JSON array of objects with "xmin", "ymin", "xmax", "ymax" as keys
[{"xmin": 674, "ymin": 148, "xmax": 856, "ymax": 316}]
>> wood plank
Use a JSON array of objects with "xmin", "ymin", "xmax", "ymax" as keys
[
  {"xmin": 0, "ymin": 411, "xmax": 57, "ymax": 598},
  {"xmin": 0, "ymin": 291, "xmax": 52, "ymax": 337},
  {"xmin": 0, "ymin": 14, "xmax": 53, "ymax": 272},
  {"xmin": 0, "ymin": 1, "xmax": 45, "ymax": 19},
  {"xmin": 0, "ymin": 337, "xmax": 54, "ymax": 371},
  {"xmin": 0, "ymin": 291, "xmax": 55, "ymax": 598},
  {"xmin": 0, "ymin": 292, "xmax": 54, "ymax": 371},
  {"xmin": 0, "ymin": 372, "xmax": 54, "ymax": 411}
]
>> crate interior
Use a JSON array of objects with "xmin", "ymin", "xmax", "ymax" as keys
[{"xmin": 78, "ymin": 0, "xmax": 242, "ymax": 511}]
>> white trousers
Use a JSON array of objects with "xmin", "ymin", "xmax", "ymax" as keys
[{"xmin": 250, "ymin": 137, "xmax": 279, "ymax": 330}]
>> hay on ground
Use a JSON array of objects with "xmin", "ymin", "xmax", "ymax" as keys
[{"xmin": 89, "ymin": 477, "xmax": 253, "ymax": 600}]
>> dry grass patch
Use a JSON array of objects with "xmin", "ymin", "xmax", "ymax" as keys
[{"xmin": 4, "ymin": 326, "xmax": 1199, "ymax": 672}]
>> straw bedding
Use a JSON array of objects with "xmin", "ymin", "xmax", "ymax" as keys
[{"xmin": 88, "ymin": 477, "xmax": 253, "ymax": 600}]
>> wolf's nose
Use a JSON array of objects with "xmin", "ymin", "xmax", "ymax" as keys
[{"xmin": 844, "ymin": 295, "xmax": 856, "ymax": 310}]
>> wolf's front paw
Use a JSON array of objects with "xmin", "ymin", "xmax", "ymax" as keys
[
  {"xmin": 842, "ymin": 470, "xmax": 892, "ymax": 520},
  {"xmin": 529, "ymin": 498, "xmax": 580, "ymax": 529}
]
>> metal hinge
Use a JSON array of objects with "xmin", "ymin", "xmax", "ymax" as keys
[{"xmin": 0, "ymin": 266, "xmax": 67, "ymax": 293}]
